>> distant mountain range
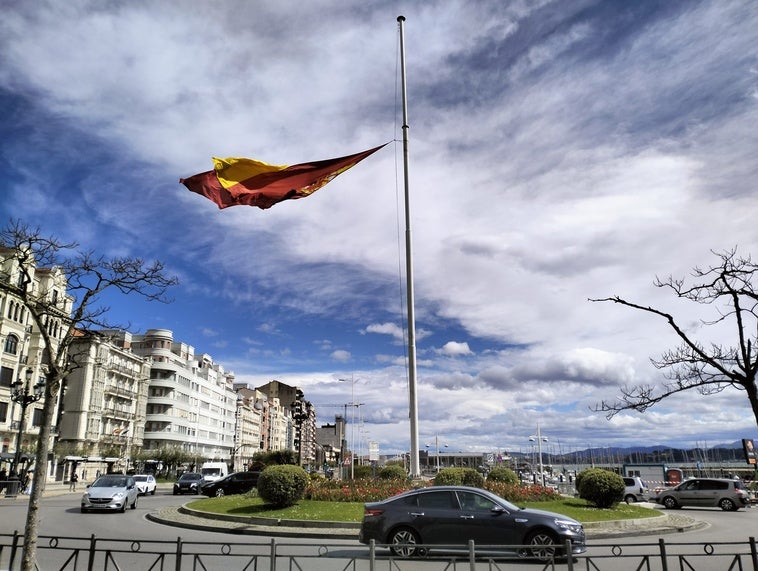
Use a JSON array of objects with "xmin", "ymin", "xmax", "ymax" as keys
[{"xmin": 512, "ymin": 442, "xmax": 751, "ymax": 465}]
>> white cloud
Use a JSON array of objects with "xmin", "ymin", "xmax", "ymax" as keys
[{"xmin": 2, "ymin": 0, "xmax": 757, "ymax": 455}]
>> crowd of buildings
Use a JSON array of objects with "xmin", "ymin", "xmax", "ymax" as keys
[{"xmin": 0, "ymin": 246, "xmax": 348, "ymax": 483}]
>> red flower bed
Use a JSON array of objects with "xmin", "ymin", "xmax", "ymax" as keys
[{"xmin": 304, "ymin": 478, "xmax": 559, "ymax": 503}]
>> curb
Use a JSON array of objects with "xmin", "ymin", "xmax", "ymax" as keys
[
  {"xmin": 146, "ymin": 504, "xmax": 706, "ymax": 540},
  {"xmin": 178, "ymin": 505, "xmax": 361, "ymax": 530},
  {"xmin": 146, "ymin": 506, "xmax": 360, "ymax": 539}
]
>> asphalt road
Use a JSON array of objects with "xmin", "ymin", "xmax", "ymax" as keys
[{"xmin": 1, "ymin": 487, "xmax": 756, "ymax": 570}]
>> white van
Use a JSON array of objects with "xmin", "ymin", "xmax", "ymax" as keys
[{"xmin": 200, "ymin": 462, "xmax": 228, "ymax": 483}]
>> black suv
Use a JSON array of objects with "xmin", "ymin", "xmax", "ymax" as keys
[
  {"xmin": 200, "ymin": 471, "xmax": 260, "ymax": 497},
  {"xmin": 173, "ymin": 472, "xmax": 204, "ymax": 495}
]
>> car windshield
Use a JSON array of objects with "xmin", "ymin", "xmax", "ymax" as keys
[
  {"xmin": 134, "ymin": 476, "xmax": 147, "ymax": 482},
  {"xmin": 93, "ymin": 477, "xmax": 128, "ymax": 488},
  {"xmin": 180, "ymin": 474, "xmax": 202, "ymax": 481}
]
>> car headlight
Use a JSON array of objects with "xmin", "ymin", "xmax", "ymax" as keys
[
  {"xmin": 555, "ymin": 519, "xmax": 583, "ymax": 534},
  {"xmin": 114, "ymin": 492, "xmax": 126, "ymax": 499}
]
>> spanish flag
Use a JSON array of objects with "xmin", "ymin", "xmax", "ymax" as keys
[{"xmin": 181, "ymin": 143, "xmax": 387, "ymax": 210}]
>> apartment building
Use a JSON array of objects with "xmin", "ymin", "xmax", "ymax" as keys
[
  {"xmin": 57, "ymin": 331, "xmax": 151, "ymax": 478},
  {"xmin": 255, "ymin": 380, "xmax": 316, "ymax": 467},
  {"xmin": 131, "ymin": 329, "xmax": 238, "ymax": 464},
  {"xmin": 0, "ymin": 247, "xmax": 71, "ymax": 478}
]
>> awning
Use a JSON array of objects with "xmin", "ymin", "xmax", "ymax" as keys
[{"xmin": 0, "ymin": 452, "xmax": 34, "ymax": 461}]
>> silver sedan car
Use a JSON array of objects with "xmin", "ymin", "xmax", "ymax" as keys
[{"xmin": 81, "ymin": 474, "xmax": 139, "ymax": 513}]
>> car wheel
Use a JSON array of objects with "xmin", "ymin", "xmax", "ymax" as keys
[
  {"xmin": 521, "ymin": 529, "xmax": 558, "ymax": 561},
  {"xmin": 215, "ymin": 488, "xmax": 225, "ymax": 497},
  {"xmin": 624, "ymin": 494, "xmax": 636, "ymax": 504},
  {"xmin": 719, "ymin": 498, "xmax": 737, "ymax": 511},
  {"xmin": 662, "ymin": 496, "xmax": 679, "ymax": 509},
  {"xmin": 131, "ymin": 496, "xmax": 138, "ymax": 510},
  {"xmin": 81, "ymin": 508, "xmax": 88, "ymax": 514},
  {"xmin": 151, "ymin": 489, "xmax": 155, "ymax": 495},
  {"xmin": 389, "ymin": 527, "xmax": 422, "ymax": 558},
  {"xmin": 173, "ymin": 490, "xmax": 178, "ymax": 495},
  {"xmin": 120, "ymin": 502, "xmax": 127, "ymax": 513}
]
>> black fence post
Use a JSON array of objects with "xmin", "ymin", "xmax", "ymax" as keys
[
  {"xmin": 174, "ymin": 536, "xmax": 183, "ymax": 571},
  {"xmin": 8, "ymin": 530, "xmax": 21, "ymax": 570},
  {"xmin": 749, "ymin": 536, "xmax": 757, "ymax": 571},
  {"xmin": 658, "ymin": 537, "xmax": 668, "ymax": 571},
  {"xmin": 87, "ymin": 534, "xmax": 97, "ymax": 570}
]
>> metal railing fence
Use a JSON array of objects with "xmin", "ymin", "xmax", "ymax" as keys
[{"xmin": 0, "ymin": 532, "xmax": 756, "ymax": 570}]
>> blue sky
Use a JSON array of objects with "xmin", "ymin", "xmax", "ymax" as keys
[{"xmin": 2, "ymin": 1, "xmax": 758, "ymax": 457}]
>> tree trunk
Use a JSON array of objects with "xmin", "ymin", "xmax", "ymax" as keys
[{"xmin": 20, "ymin": 372, "xmax": 58, "ymax": 571}]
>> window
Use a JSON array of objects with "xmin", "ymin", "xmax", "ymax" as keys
[
  {"xmin": 1, "ymin": 367, "xmax": 13, "ymax": 388},
  {"xmin": 3, "ymin": 334, "xmax": 19, "ymax": 355},
  {"xmin": 418, "ymin": 491, "xmax": 455, "ymax": 509},
  {"xmin": 457, "ymin": 491, "xmax": 497, "ymax": 512},
  {"xmin": 0, "ymin": 402, "xmax": 7, "ymax": 423},
  {"xmin": 32, "ymin": 408, "xmax": 44, "ymax": 427}
]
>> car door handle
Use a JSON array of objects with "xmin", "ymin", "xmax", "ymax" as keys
[
  {"xmin": 410, "ymin": 512, "xmax": 425, "ymax": 517},
  {"xmin": 460, "ymin": 515, "xmax": 475, "ymax": 519}
]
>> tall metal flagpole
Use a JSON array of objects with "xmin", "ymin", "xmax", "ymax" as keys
[{"xmin": 397, "ymin": 15, "xmax": 420, "ymax": 478}]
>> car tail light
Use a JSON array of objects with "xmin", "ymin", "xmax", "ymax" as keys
[{"xmin": 364, "ymin": 508, "xmax": 384, "ymax": 517}]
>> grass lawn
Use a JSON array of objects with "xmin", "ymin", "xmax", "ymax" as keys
[{"xmin": 186, "ymin": 495, "xmax": 660, "ymax": 524}]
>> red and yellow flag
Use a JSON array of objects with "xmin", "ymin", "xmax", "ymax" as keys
[{"xmin": 181, "ymin": 143, "xmax": 387, "ymax": 209}]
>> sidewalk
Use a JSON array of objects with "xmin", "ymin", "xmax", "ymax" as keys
[{"xmin": 1, "ymin": 480, "xmax": 82, "ymax": 499}]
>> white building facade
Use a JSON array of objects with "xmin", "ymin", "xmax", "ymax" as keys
[
  {"xmin": 132, "ymin": 329, "xmax": 238, "ymax": 464},
  {"xmin": 0, "ymin": 247, "xmax": 71, "ymax": 479}
]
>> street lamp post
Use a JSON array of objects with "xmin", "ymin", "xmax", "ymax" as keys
[
  {"xmin": 426, "ymin": 435, "xmax": 448, "ymax": 472},
  {"xmin": 338, "ymin": 377, "xmax": 358, "ymax": 479},
  {"xmin": 529, "ymin": 423, "xmax": 548, "ymax": 487},
  {"xmin": 10, "ymin": 367, "xmax": 44, "ymax": 478}
]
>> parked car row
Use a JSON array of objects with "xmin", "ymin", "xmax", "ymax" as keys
[
  {"xmin": 172, "ymin": 470, "xmax": 261, "ymax": 497},
  {"xmin": 80, "ymin": 469, "xmax": 260, "ymax": 514}
]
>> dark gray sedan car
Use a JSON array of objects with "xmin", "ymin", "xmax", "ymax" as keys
[
  {"xmin": 359, "ymin": 485, "xmax": 585, "ymax": 559},
  {"xmin": 199, "ymin": 471, "xmax": 260, "ymax": 497}
]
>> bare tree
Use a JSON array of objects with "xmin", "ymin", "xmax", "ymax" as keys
[
  {"xmin": 590, "ymin": 248, "xmax": 758, "ymax": 434},
  {"xmin": 0, "ymin": 219, "xmax": 178, "ymax": 571}
]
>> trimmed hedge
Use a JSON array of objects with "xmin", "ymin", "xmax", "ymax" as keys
[
  {"xmin": 257, "ymin": 465, "xmax": 308, "ymax": 507},
  {"xmin": 433, "ymin": 468, "xmax": 484, "ymax": 488},
  {"xmin": 575, "ymin": 468, "xmax": 624, "ymax": 508},
  {"xmin": 377, "ymin": 465, "xmax": 407, "ymax": 480},
  {"xmin": 487, "ymin": 467, "xmax": 519, "ymax": 485}
]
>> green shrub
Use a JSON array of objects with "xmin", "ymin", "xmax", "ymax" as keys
[
  {"xmin": 433, "ymin": 468, "xmax": 484, "ymax": 487},
  {"xmin": 461, "ymin": 468, "xmax": 485, "ymax": 487},
  {"xmin": 377, "ymin": 465, "xmax": 407, "ymax": 480},
  {"xmin": 487, "ymin": 467, "xmax": 519, "ymax": 485},
  {"xmin": 575, "ymin": 468, "xmax": 624, "ymax": 508},
  {"xmin": 257, "ymin": 465, "xmax": 308, "ymax": 507},
  {"xmin": 433, "ymin": 468, "xmax": 463, "ymax": 485},
  {"xmin": 351, "ymin": 465, "xmax": 373, "ymax": 479}
]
